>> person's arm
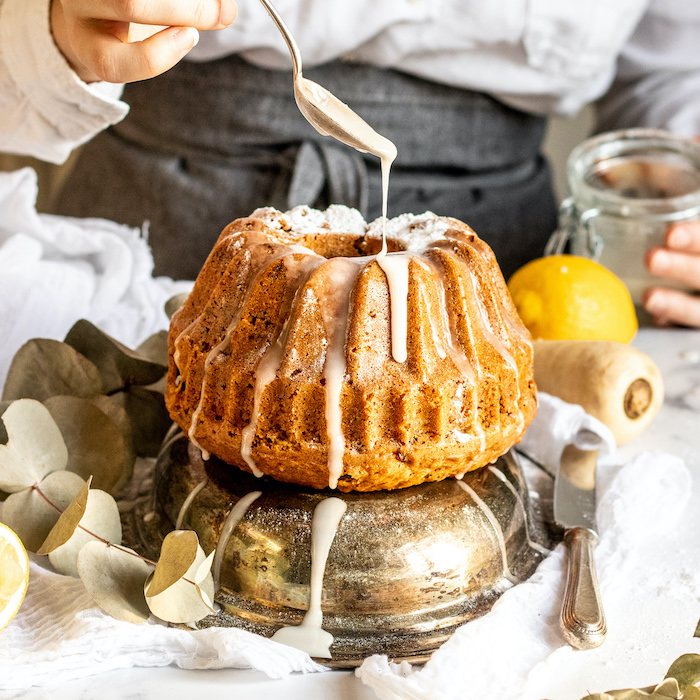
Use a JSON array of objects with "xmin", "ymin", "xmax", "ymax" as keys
[
  {"xmin": 0, "ymin": 0, "xmax": 127, "ymax": 164},
  {"xmin": 0, "ymin": 0, "xmax": 237, "ymax": 165},
  {"xmin": 596, "ymin": 0, "xmax": 700, "ymax": 327}
]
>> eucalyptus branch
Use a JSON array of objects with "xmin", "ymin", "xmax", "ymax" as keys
[{"xmin": 32, "ymin": 482, "xmax": 206, "ymax": 586}]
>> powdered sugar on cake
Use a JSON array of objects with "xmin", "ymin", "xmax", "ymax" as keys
[{"xmin": 251, "ymin": 205, "xmax": 452, "ymax": 251}]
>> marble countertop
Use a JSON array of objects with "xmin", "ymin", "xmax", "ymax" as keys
[{"xmin": 11, "ymin": 327, "xmax": 700, "ymax": 700}]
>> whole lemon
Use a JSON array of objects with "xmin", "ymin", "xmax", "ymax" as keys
[{"xmin": 507, "ymin": 255, "xmax": 638, "ymax": 342}]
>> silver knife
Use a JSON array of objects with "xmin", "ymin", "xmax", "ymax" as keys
[{"xmin": 554, "ymin": 440, "xmax": 607, "ymax": 650}]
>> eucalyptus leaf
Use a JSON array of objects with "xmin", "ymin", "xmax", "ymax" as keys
[
  {"xmin": 666, "ymin": 654, "xmax": 700, "ymax": 693},
  {"xmin": 653, "ymin": 678, "xmax": 681, "ymax": 698},
  {"xmin": 695, "ymin": 618, "xmax": 700, "ymax": 639},
  {"xmin": 38, "ymin": 478, "xmax": 91, "ymax": 555},
  {"xmin": 684, "ymin": 686, "xmax": 700, "ymax": 700},
  {"xmin": 146, "ymin": 530, "xmax": 198, "ymax": 597},
  {"xmin": 65, "ymin": 320, "xmax": 166, "ymax": 393},
  {"xmin": 136, "ymin": 331, "xmax": 169, "ymax": 367},
  {"xmin": 78, "ymin": 541, "xmax": 152, "ymax": 624},
  {"xmin": 0, "ymin": 399, "xmax": 68, "ymax": 493},
  {"xmin": 113, "ymin": 387, "xmax": 173, "ymax": 458},
  {"xmin": 44, "ymin": 395, "xmax": 130, "ymax": 495},
  {"xmin": 0, "ymin": 401, "xmax": 10, "ymax": 444},
  {"xmin": 144, "ymin": 531, "xmax": 215, "ymax": 623},
  {"xmin": 0, "ymin": 470, "xmax": 85, "ymax": 552},
  {"xmin": 86, "ymin": 395, "xmax": 136, "ymax": 494},
  {"xmin": 46, "ymin": 486, "xmax": 122, "ymax": 577},
  {"xmin": 165, "ymin": 293, "xmax": 189, "ymax": 320},
  {"xmin": 195, "ymin": 550, "xmax": 215, "ymax": 585},
  {"xmin": 2, "ymin": 339, "xmax": 103, "ymax": 402}
]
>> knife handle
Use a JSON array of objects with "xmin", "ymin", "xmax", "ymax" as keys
[{"xmin": 561, "ymin": 527, "xmax": 607, "ymax": 650}]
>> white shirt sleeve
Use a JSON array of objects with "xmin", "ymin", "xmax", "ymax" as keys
[
  {"xmin": 0, "ymin": 0, "xmax": 129, "ymax": 165},
  {"xmin": 596, "ymin": 0, "xmax": 700, "ymax": 136}
]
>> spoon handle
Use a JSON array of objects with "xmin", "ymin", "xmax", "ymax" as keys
[{"xmin": 257, "ymin": 0, "xmax": 302, "ymax": 78}]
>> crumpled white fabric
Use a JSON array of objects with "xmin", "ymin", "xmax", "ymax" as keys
[
  {"xmin": 0, "ymin": 167, "xmax": 191, "ymax": 389},
  {"xmin": 0, "ymin": 553, "xmax": 325, "ymax": 695},
  {"xmin": 355, "ymin": 396, "xmax": 692, "ymax": 700}
]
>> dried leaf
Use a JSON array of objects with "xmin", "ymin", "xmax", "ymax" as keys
[
  {"xmin": 146, "ymin": 530, "xmax": 198, "ymax": 597},
  {"xmin": 0, "ymin": 470, "xmax": 85, "ymax": 552},
  {"xmin": 65, "ymin": 320, "xmax": 166, "ymax": 393},
  {"xmin": 684, "ymin": 686, "xmax": 700, "ymax": 700},
  {"xmin": 195, "ymin": 550, "xmax": 215, "ymax": 585},
  {"xmin": 86, "ymin": 395, "xmax": 136, "ymax": 493},
  {"xmin": 165, "ymin": 293, "xmax": 189, "ymax": 320},
  {"xmin": 666, "ymin": 654, "xmax": 700, "ymax": 694},
  {"xmin": 695, "ymin": 619, "xmax": 700, "ymax": 639},
  {"xmin": 77, "ymin": 541, "xmax": 152, "ymax": 624},
  {"xmin": 0, "ymin": 401, "xmax": 10, "ymax": 444},
  {"xmin": 582, "ymin": 684, "xmax": 683, "ymax": 700},
  {"xmin": 38, "ymin": 478, "xmax": 91, "ymax": 555},
  {"xmin": 44, "ymin": 395, "xmax": 129, "ymax": 495},
  {"xmin": 144, "ymin": 530, "xmax": 215, "ymax": 624},
  {"xmin": 136, "ymin": 331, "xmax": 169, "ymax": 367},
  {"xmin": 653, "ymin": 678, "xmax": 681, "ymax": 698},
  {"xmin": 2, "ymin": 338, "xmax": 103, "ymax": 402},
  {"xmin": 113, "ymin": 387, "xmax": 173, "ymax": 458},
  {"xmin": 42, "ymin": 483, "xmax": 122, "ymax": 577},
  {"xmin": 0, "ymin": 399, "xmax": 68, "ymax": 493}
]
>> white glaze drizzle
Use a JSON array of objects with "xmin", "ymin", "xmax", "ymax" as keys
[
  {"xmin": 417, "ymin": 256, "xmax": 484, "ymax": 450},
  {"xmin": 240, "ymin": 256, "xmax": 324, "ymax": 478},
  {"xmin": 375, "ymin": 251, "xmax": 411, "ymax": 363},
  {"xmin": 487, "ymin": 466, "xmax": 551, "ymax": 556},
  {"xmin": 315, "ymin": 258, "xmax": 364, "ymax": 489},
  {"xmin": 272, "ymin": 497, "xmax": 347, "ymax": 658},
  {"xmin": 175, "ymin": 478, "xmax": 208, "ymax": 530},
  {"xmin": 213, "ymin": 490, "xmax": 263, "ymax": 591},
  {"xmin": 457, "ymin": 478, "xmax": 519, "ymax": 584},
  {"xmin": 187, "ymin": 244, "xmax": 319, "ymax": 461},
  {"xmin": 467, "ymin": 269, "xmax": 524, "ymax": 435}
]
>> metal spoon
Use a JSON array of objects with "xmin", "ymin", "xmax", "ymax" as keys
[{"xmin": 257, "ymin": 0, "xmax": 397, "ymax": 163}]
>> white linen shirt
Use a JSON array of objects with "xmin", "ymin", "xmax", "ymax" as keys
[{"xmin": 1, "ymin": 0, "xmax": 699, "ymax": 165}]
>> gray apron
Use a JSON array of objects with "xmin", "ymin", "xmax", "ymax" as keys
[{"xmin": 52, "ymin": 55, "xmax": 557, "ymax": 281}]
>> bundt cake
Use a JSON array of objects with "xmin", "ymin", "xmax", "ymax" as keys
[{"xmin": 165, "ymin": 206, "xmax": 536, "ymax": 492}]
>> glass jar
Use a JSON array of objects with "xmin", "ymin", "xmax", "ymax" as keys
[{"xmin": 547, "ymin": 128, "xmax": 700, "ymax": 307}]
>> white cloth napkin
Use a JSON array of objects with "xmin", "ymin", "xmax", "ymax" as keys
[
  {"xmin": 356, "ymin": 395, "xmax": 692, "ymax": 700},
  {"xmin": 0, "ymin": 167, "xmax": 191, "ymax": 389}
]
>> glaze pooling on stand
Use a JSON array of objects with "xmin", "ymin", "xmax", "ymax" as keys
[
  {"xmin": 271, "ymin": 497, "xmax": 347, "ymax": 658},
  {"xmin": 213, "ymin": 490, "xmax": 263, "ymax": 591},
  {"xmin": 457, "ymin": 478, "xmax": 519, "ymax": 585}
]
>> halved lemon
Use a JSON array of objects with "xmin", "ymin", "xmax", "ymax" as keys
[{"xmin": 0, "ymin": 522, "xmax": 29, "ymax": 631}]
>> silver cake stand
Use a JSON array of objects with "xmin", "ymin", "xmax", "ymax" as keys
[{"xmin": 125, "ymin": 427, "xmax": 554, "ymax": 668}]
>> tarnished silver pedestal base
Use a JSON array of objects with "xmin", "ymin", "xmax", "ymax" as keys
[{"xmin": 130, "ymin": 429, "xmax": 552, "ymax": 668}]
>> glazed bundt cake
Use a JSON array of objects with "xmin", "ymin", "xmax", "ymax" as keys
[{"xmin": 166, "ymin": 206, "xmax": 536, "ymax": 492}]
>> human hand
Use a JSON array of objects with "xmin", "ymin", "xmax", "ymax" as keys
[
  {"xmin": 643, "ymin": 221, "xmax": 700, "ymax": 327},
  {"xmin": 50, "ymin": 0, "xmax": 237, "ymax": 84}
]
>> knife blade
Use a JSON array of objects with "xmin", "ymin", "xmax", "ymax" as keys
[{"xmin": 554, "ymin": 441, "xmax": 607, "ymax": 650}]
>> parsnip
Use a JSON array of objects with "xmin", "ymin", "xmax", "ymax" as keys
[{"xmin": 533, "ymin": 339, "xmax": 664, "ymax": 446}]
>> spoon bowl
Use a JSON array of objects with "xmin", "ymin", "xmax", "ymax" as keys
[{"xmin": 258, "ymin": 0, "xmax": 397, "ymax": 162}]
